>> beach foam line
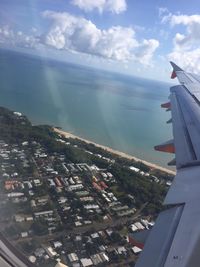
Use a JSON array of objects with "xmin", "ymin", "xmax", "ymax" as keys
[{"xmin": 54, "ymin": 128, "xmax": 176, "ymax": 176}]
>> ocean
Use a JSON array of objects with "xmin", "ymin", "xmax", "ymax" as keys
[{"xmin": 0, "ymin": 49, "xmax": 173, "ymax": 167}]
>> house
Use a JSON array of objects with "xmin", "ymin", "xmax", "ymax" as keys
[
  {"xmin": 55, "ymin": 259, "xmax": 69, "ymax": 267},
  {"xmin": 14, "ymin": 111, "xmax": 22, "ymax": 116},
  {"xmin": 75, "ymin": 221, "xmax": 82, "ymax": 227},
  {"xmin": 34, "ymin": 248, "xmax": 45, "ymax": 258},
  {"xmin": 166, "ymin": 180, "xmax": 172, "ymax": 186},
  {"xmin": 58, "ymin": 197, "xmax": 67, "ymax": 204},
  {"xmin": 46, "ymin": 246, "xmax": 57, "ymax": 258},
  {"xmin": 22, "ymin": 141, "xmax": 28, "ymax": 146},
  {"xmin": 84, "ymin": 204, "xmax": 99, "ymax": 210},
  {"xmin": 8, "ymin": 192, "xmax": 24, "ymax": 198},
  {"xmin": 15, "ymin": 215, "xmax": 25, "ymax": 223},
  {"xmin": 21, "ymin": 232, "xmax": 28, "ymax": 238},
  {"xmin": 26, "ymin": 216, "xmax": 33, "ymax": 221},
  {"xmin": 69, "ymin": 177, "xmax": 75, "ymax": 185},
  {"xmin": 117, "ymin": 246, "xmax": 127, "ymax": 255},
  {"xmin": 29, "ymin": 256, "xmax": 36, "ymax": 263},
  {"xmin": 34, "ymin": 210, "xmax": 53, "ymax": 218},
  {"xmin": 31, "ymin": 200, "xmax": 36, "ymax": 207},
  {"xmin": 55, "ymin": 177, "xmax": 62, "ymax": 187},
  {"xmin": 33, "ymin": 179, "xmax": 41, "ymax": 186},
  {"xmin": 107, "ymin": 172, "xmax": 113, "ymax": 178},
  {"xmin": 90, "ymin": 165, "xmax": 99, "ymax": 171},
  {"xmin": 55, "ymin": 259, "xmax": 68, "ymax": 267},
  {"xmin": 100, "ymin": 181, "xmax": 108, "ymax": 189},
  {"xmin": 92, "ymin": 182, "xmax": 102, "ymax": 191},
  {"xmin": 53, "ymin": 241, "xmax": 62, "ymax": 249},
  {"xmin": 132, "ymin": 246, "xmax": 142, "ymax": 254},
  {"xmin": 91, "ymin": 232, "xmax": 99, "ymax": 239},
  {"xmin": 68, "ymin": 253, "xmax": 78, "ymax": 262},
  {"xmin": 129, "ymin": 166, "xmax": 140, "ymax": 172},
  {"xmin": 5, "ymin": 180, "xmax": 20, "ymax": 190},
  {"xmin": 101, "ymin": 172, "xmax": 107, "ymax": 179},
  {"xmin": 91, "ymin": 254, "xmax": 103, "ymax": 265},
  {"xmin": 80, "ymin": 197, "xmax": 94, "ymax": 202},
  {"xmin": 68, "ymin": 184, "xmax": 84, "ymax": 191},
  {"xmin": 130, "ymin": 224, "xmax": 138, "ymax": 232},
  {"xmin": 134, "ymin": 222, "xmax": 145, "ymax": 230},
  {"xmin": 84, "ymin": 220, "xmax": 92, "ymax": 225},
  {"xmin": 99, "ymin": 252, "xmax": 109, "ymax": 262},
  {"xmin": 141, "ymin": 219, "xmax": 149, "ymax": 228},
  {"xmin": 80, "ymin": 258, "xmax": 93, "ymax": 267}
]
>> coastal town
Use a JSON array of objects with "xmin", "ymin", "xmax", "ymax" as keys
[{"xmin": 0, "ymin": 107, "xmax": 174, "ymax": 267}]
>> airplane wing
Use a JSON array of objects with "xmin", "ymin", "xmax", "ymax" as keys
[
  {"xmin": 135, "ymin": 63, "xmax": 200, "ymax": 267},
  {"xmin": 0, "ymin": 232, "xmax": 35, "ymax": 267}
]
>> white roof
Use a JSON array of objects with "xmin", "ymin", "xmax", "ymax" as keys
[
  {"xmin": 134, "ymin": 222, "xmax": 145, "ymax": 230},
  {"xmin": 129, "ymin": 166, "xmax": 140, "ymax": 172},
  {"xmin": 117, "ymin": 246, "xmax": 126, "ymax": 254},
  {"xmin": 91, "ymin": 232, "xmax": 99, "ymax": 239},
  {"xmin": 132, "ymin": 246, "xmax": 142, "ymax": 254},
  {"xmin": 80, "ymin": 258, "xmax": 93, "ymax": 267},
  {"xmin": 54, "ymin": 241, "xmax": 62, "ymax": 248},
  {"xmin": 55, "ymin": 261, "xmax": 69, "ymax": 267},
  {"xmin": 131, "ymin": 224, "xmax": 138, "ymax": 232},
  {"xmin": 46, "ymin": 246, "xmax": 57, "ymax": 257},
  {"xmin": 68, "ymin": 253, "xmax": 78, "ymax": 262},
  {"xmin": 29, "ymin": 256, "xmax": 36, "ymax": 263}
]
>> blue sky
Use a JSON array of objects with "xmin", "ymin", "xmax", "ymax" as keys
[{"xmin": 0, "ymin": 0, "xmax": 200, "ymax": 81}]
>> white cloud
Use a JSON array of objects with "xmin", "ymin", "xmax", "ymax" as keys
[
  {"xmin": 42, "ymin": 11, "xmax": 159, "ymax": 64},
  {"xmin": 168, "ymin": 48, "xmax": 200, "ymax": 73},
  {"xmin": 172, "ymin": 15, "xmax": 200, "ymax": 51},
  {"xmin": 169, "ymin": 14, "xmax": 200, "ymax": 26},
  {"xmin": 161, "ymin": 13, "xmax": 200, "ymax": 50},
  {"xmin": 71, "ymin": 0, "xmax": 127, "ymax": 14},
  {"xmin": 0, "ymin": 25, "xmax": 38, "ymax": 48},
  {"xmin": 134, "ymin": 39, "xmax": 159, "ymax": 64},
  {"xmin": 160, "ymin": 12, "xmax": 200, "ymax": 73},
  {"xmin": 0, "ymin": 10, "xmax": 159, "ymax": 67}
]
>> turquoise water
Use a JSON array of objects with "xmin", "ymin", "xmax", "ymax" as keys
[{"xmin": 0, "ymin": 49, "xmax": 173, "ymax": 167}]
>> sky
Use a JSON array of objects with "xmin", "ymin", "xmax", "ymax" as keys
[{"xmin": 0, "ymin": 0, "xmax": 200, "ymax": 81}]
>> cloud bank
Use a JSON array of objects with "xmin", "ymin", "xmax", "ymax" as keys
[
  {"xmin": 71, "ymin": 0, "xmax": 127, "ymax": 14},
  {"xmin": 41, "ymin": 11, "xmax": 159, "ymax": 64},
  {"xmin": 161, "ymin": 10, "xmax": 200, "ymax": 72},
  {"xmin": 0, "ymin": 25, "xmax": 38, "ymax": 48}
]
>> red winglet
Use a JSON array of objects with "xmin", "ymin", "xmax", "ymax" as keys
[
  {"xmin": 154, "ymin": 140, "xmax": 175, "ymax": 154},
  {"xmin": 155, "ymin": 143, "xmax": 175, "ymax": 153},
  {"xmin": 171, "ymin": 70, "xmax": 177, "ymax": 79},
  {"xmin": 161, "ymin": 102, "xmax": 171, "ymax": 109}
]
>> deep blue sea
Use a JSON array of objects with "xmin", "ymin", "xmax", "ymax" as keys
[{"xmin": 0, "ymin": 49, "xmax": 173, "ymax": 167}]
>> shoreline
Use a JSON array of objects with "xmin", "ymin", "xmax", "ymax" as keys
[{"xmin": 54, "ymin": 128, "xmax": 176, "ymax": 176}]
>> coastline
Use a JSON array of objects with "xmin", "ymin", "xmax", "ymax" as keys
[{"xmin": 54, "ymin": 128, "xmax": 176, "ymax": 176}]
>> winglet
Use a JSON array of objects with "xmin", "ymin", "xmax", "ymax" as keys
[
  {"xmin": 161, "ymin": 102, "xmax": 171, "ymax": 109},
  {"xmin": 171, "ymin": 70, "xmax": 177, "ymax": 79},
  {"xmin": 170, "ymin": 62, "xmax": 183, "ymax": 72},
  {"xmin": 154, "ymin": 139, "xmax": 175, "ymax": 154},
  {"xmin": 170, "ymin": 62, "xmax": 183, "ymax": 79}
]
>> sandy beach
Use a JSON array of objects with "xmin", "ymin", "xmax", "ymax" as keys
[{"xmin": 54, "ymin": 128, "xmax": 176, "ymax": 176}]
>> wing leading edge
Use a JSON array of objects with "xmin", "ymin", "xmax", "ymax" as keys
[{"xmin": 135, "ymin": 63, "xmax": 200, "ymax": 267}]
